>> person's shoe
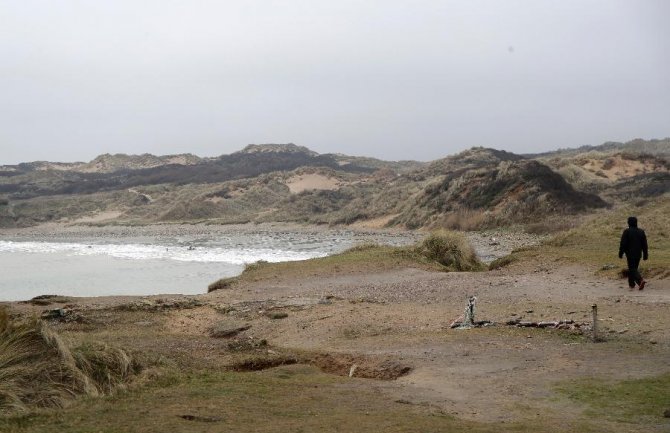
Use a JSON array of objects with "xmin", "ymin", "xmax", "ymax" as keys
[{"xmin": 639, "ymin": 279, "xmax": 646, "ymax": 290}]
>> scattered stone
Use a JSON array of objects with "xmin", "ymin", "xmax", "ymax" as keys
[
  {"xmin": 40, "ymin": 308, "xmax": 87, "ymax": 323},
  {"xmin": 663, "ymin": 409, "xmax": 670, "ymax": 418},
  {"xmin": 266, "ymin": 312, "xmax": 288, "ymax": 320},
  {"xmin": 601, "ymin": 264, "xmax": 616, "ymax": 270}
]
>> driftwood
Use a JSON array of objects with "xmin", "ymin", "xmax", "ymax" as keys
[
  {"xmin": 449, "ymin": 319, "xmax": 493, "ymax": 329},
  {"xmin": 504, "ymin": 318, "xmax": 588, "ymax": 330},
  {"xmin": 450, "ymin": 318, "xmax": 590, "ymax": 331},
  {"xmin": 449, "ymin": 297, "xmax": 589, "ymax": 331}
]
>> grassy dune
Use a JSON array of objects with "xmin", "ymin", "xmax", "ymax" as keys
[
  {"xmin": 209, "ymin": 230, "xmax": 484, "ymax": 291},
  {"xmin": 498, "ymin": 197, "xmax": 670, "ymax": 277}
]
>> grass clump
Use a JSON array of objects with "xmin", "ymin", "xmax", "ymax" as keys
[
  {"xmin": 207, "ymin": 276, "xmax": 239, "ymax": 293},
  {"xmin": 416, "ymin": 230, "xmax": 484, "ymax": 271},
  {"xmin": 556, "ymin": 373, "xmax": 670, "ymax": 423},
  {"xmin": 0, "ymin": 307, "xmax": 8, "ymax": 333},
  {"xmin": 0, "ymin": 315, "xmax": 141, "ymax": 414},
  {"xmin": 73, "ymin": 342, "xmax": 142, "ymax": 395},
  {"xmin": 488, "ymin": 254, "xmax": 518, "ymax": 270},
  {"xmin": 208, "ymin": 234, "xmax": 484, "ymax": 291}
]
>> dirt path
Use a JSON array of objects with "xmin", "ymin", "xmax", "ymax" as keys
[{"xmin": 193, "ymin": 262, "xmax": 669, "ymax": 423}]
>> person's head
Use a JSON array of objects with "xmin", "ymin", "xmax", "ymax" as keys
[{"xmin": 627, "ymin": 216, "xmax": 638, "ymax": 227}]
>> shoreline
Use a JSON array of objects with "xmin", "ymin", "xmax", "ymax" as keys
[{"xmin": 0, "ymin": 221, "xmax": 547, "ymax": 259}]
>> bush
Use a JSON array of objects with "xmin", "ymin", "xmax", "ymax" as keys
[{"xmin": 416, "ymin": 230, "xmax": 483, "ymax": 271}]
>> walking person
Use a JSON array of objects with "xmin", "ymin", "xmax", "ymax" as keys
[{"xmin": 619, "ymin": 216, "xmax": 648, "ymax": 290}]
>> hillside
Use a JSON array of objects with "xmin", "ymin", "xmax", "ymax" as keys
[
  {"xmin": 0, "ymin": 145, "xmax": 376, "ymax": 199},
  {"xmin": 529, "ymin": 137, "xmax": 670, "ymax": 158},
  {"xmin": 0, "ymin": 140, "xmax": 667, "ymax": 230},
  {"xmin": 542, "ymin": 149, "xmax": 669, "ymax": 200},
  {"xmin": 391, "ymin": 148, "xmax": 607, "ymax": 229}
]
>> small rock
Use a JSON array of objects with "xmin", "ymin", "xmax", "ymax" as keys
[{"xmin": 664, "ymin": 408, "xmax": 670, "ymax": 418}]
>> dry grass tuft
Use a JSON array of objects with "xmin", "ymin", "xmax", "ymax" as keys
[
  {"xmin": 416, "ymin": 230, "xmax": 484, "ymax": 271},
  {"xmin": 0, "ymin": 307, "xmax": 8, "ymax": 333},
  {"xmin": 0, "ymin": 316, "xmax": 141, "ymax": 414},
  {"xmin": 73, "ymin": 342, "xmax": 142, "ymax": 395},
  {"xmin": 207, "ymin": 277, "xmax": 239, "ymax": 292}
]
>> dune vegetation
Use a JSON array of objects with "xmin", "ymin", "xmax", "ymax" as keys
[
  {"xmin": 209, "ymin": 230, "xmax": 483, "ymax": 292},
  {"xmin": 494, "ymin": 197, "xmax": 670, "ymax": 278},
  {"xmin": 0, "ymin": 311, "xmax": 142, "ymax": 414}
]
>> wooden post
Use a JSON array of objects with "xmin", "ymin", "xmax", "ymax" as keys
[{"xmin": 591, "ymin": 304, "xmax": 598, "ymax": 342}]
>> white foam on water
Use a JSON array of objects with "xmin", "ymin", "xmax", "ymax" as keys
[{"xmin": 0, "ymin": 240, "xmax": 326, "ymax": 264}]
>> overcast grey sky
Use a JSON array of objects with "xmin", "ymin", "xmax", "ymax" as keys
[{"xmin": 1, "ymin": 0, "xmax": 668, "ymax": 164}]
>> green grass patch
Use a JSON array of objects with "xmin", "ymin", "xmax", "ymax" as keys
[
  {"xmin": 506, "ymin": 197, "xmax": 670, "ymax": 278},
  {"xmin": 0, "ymin": 365, "xmax": 595, "ymax": 433},
  {"xmin": 555, "ymin": 373, "xmax": 670, "ymax": 423},
  {"xmin": 208, "ymin": 232, "xmax": 484, "ymax": 291}
]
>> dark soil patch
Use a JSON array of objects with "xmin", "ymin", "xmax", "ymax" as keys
[
  {"xmin": 230, "ymin": 355, "xmax": 299, "ymax": 372},
  {"xmin": 308, "ymin": 353, "xmax": 412, "ymax": 380}
]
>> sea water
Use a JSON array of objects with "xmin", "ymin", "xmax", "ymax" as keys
[{"xmin": 0, "ymin": 230, "xmax": 418, "ymax": 301}]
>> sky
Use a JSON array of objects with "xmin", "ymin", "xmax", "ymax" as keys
[{"xmin": 1, "ymin": 0, "xmax": 668, "ymax": 164}]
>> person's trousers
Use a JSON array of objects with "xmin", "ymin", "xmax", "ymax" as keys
[{"xmin": 626, "ymin": 255, "xmax": 642, "ymax": 287}]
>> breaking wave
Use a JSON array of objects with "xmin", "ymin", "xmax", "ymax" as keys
[{"xmin": 0, "ymin": 240, "xmax": 327, "ymax": 264}]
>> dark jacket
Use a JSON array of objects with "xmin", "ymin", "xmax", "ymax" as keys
[{"xmin": 619, "ymin": 226, "xmax": 648, "ymax": 260}]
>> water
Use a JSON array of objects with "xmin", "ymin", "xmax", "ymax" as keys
[{"xmin": 0, "ymin": 229, "xmax": 419, "ymax": 301}]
